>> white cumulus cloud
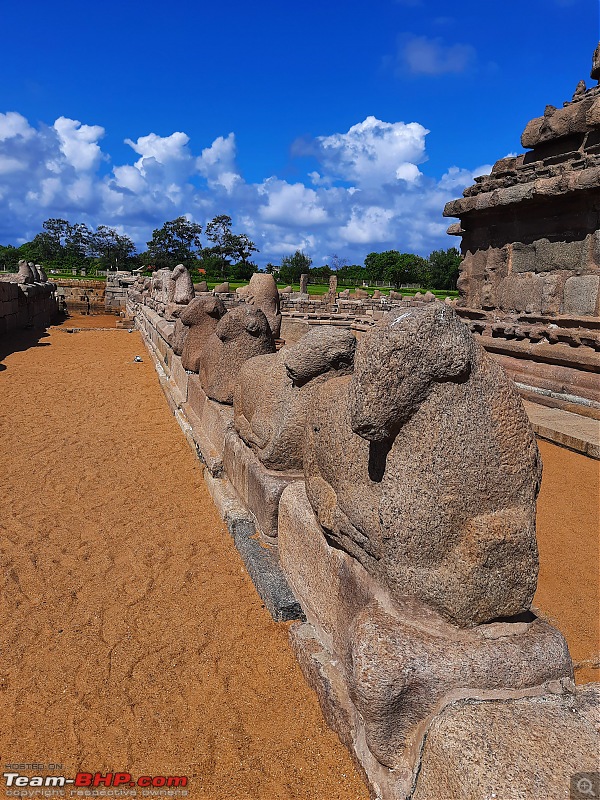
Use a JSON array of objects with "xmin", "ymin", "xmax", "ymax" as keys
[{"xmin": 313, "ymin": 116, "xmax": 428, "ymax": 189}]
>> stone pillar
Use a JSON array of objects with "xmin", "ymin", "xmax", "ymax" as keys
[
  {"xmin": 299, "ymin": 273, "xmax": 308, "ymax": 294},
  {"xmin": 328, "ymin": 275, "xmax": 338, "ymax": 300}
]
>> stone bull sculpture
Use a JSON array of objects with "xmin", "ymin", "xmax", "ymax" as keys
[
  {"xmin": 304, "ymin": 304, "xmax": 542, "ymax": 628},
  {"xmin": 234, "ymin": 327, "xmax": 357, "ymax": 471},
  {"xmin": 199, "ymin": 305, "xmax": 276, "ymax": 404},
  {"xmin": 178, "ymin": 295, "xmax": 226, "ymax": 368}
]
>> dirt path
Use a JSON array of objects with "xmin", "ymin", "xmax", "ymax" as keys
[{"xmin": 0, "ymin": 319, "xmax": 369, "ymax": 800}]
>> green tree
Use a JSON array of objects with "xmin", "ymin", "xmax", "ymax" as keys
[
  {"xmin": 90, "ymin": 226, "xmax": 137, "ymax": 271},
  {"xmin": 427, "ymin": 247, "xmax": 462, "ymax": 290},
  {"xmin": 147, "ymin": 216, "xmax": 202, "ymax": 268},
  {"xmin": 279, "ymin": 250, "xmax": 312, "ymax": 284},
  {"xmin": 382, "ymin": 251, "xmax": 427, "ymax": 288},
  {"xmin": 205, "ymin": 214, "xmax": 234, "ymax": 277},
  {"xmin": 0, "ymin": 245, "xmax": 20, "ymax": 271}
]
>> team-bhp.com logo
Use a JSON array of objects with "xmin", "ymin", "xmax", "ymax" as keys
[{"xmin": 3, "ymin": 771, "xmax": 188, "ymax": 795}]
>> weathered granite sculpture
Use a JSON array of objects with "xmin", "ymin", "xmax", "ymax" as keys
[
  {"xmin": 171, "ymin": 264, "xmax": 194, "ymax": 305},
  {"xmin": 35, "ymin": 264, "xmax": 48, "ymax": 282},
  {"xmin": 199, "ymin": 305, "xmax": 276, "ymax": 404},
  {"xmin": 150, "ymin": 268, "xmax": 174, "ymax": 310},
  {"xmin": 299, "ymin": 273, "xmax": 308, "ymax": 294},
  {"xmin": 179, "ymin": 296, "xmax": 226, "ymax": 371},
  {"xmin": 242, "ymin": 273, "xmax": 282, "ymax": 338},
  {"xmin": 278, "ymin": 303, "xmax": 574, "ymax": 799},
  {"xmin": 303, "ymin": 305, "xmax": 541, "ymax": 626},
  {"xmin": 28, "ymin": 262, "xmax": 41, "ymax": 282},
  {"xmin": 12, "ymin": 260, "xmax": 34, "ymax": 284},
  {"xmin": 234, "ymin": 327, "xmax": 357, "ymax": 471}
]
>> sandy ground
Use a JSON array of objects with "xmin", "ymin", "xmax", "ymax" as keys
[
  {"xmin": 0, "ymin": 315, "xmax": 598, "ymax": 798},
  {"xmin": 534, "ymin": 439, "xmax": 599, "ymax": 684},
  {"xmin": 0, "ymin": 317, "xmax": 369, "ymax": 800}
]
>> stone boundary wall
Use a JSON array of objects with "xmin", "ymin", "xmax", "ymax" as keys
[
  {"xmin": 54, "ymin": 280, "xmax": 106, "ymax": 312},
  {"xmin": 128, "ymin": 297, "xmax": 598, "ymax": 800},
  {"xmin": 0, "ymin": 280, "xmax": 57, "ymax": 335}
]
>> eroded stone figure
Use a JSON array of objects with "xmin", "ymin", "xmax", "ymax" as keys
[
  {"xmin": 303, "ymin": 304, "xmax": 542, "ymax": 628},
  {"xmin": 234, "ymin": 327, "xmax": 357, "ymax": 471},
  {"xmin": 171, "ymin": 264, "xmax": 194, "ymax": 305},
  {"xmin": 199, "ymin": 305, "xmax": 275, "ymax": 404},
  {"xmin": 179, "ymin": 296, "xmax": 226, "ymax": 370},
  {"xmin": 242, "ymin": 273, "xmax": 282, "ymax": 339}
]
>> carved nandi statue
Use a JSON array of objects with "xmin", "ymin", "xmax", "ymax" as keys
[{"xmin": 304, "ymin": 304, "xmax": 542, "ymax": 628}]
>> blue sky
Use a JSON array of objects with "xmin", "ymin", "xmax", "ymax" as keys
[{"xmin": 1, "ymin": 0, "xmax": 598, "ymax": 266}]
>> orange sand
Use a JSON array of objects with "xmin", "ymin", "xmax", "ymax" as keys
[
  {"xmin": 534, "ymin": 439, "xmax": 599, "ymax": 684},
  {"xmin": 0, "ymin": 318, "xmax": 369, "ymax": 799}
]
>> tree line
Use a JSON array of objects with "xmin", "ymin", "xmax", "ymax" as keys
[
  {"xmin": 1, "ymin": 216, "xmax": 461, "ymax": 290},
  {"xmin": 0, "ymin": 215, "xmax": 259, "ymax": 280},
  {"xmin": 269, "ymin": 248, "xmax": 461, "ymax": 291}
]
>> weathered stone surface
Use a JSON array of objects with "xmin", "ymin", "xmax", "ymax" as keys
[
  {"xmin": 412, "ymin": 692, "xmax": 600, "ymax": 800},
  {"xmin": 304, "ymin": 305, "xmax": 541, "ymax": 627},
  {"xmin": 223, "ymin": 429, "xmax": 300, "ymax": 539},
  {"xmin": 12, "ymin": 260, "xmax": 34, "ymax": 284},
  {"xmin": 243, "ymin": 273, "xmax": 282, "ymax": 338},
  {"xmin": 213, "ymin": 281, "xmax": 230, "ymax": 294},
  {"xmin": 194, "ymin": 280, "xmax": 208, "ymax": 292},
  {"xmin": 35, "ymin": 264, "xmax": 48, "ymax": 282},
  {"xmin": 279, "ymin": 483, "xmax": 572, "ymax": 786},
  {"xmin": 564, "ymin": 274, "xmax": 600, "ymax": 315},
  {"xmin": 151, "ymin": 268, "xmax": 174, "ymax": 306},
  {"xmin": 234, "ymin": 327, "xmax": 357, "ymax": 470},
  {"xmin": 496, "ymin": 272, "xmax": 544, "ymax": 314},
  {"xmin": 170, "ymin": 318, "xmax": 188, "ymax": 356},
  {"xmin": 199, "ymin": 305, "xmax": 276, "ymax": 404},
  {"xmin": 180, "ymin": 295, "xmax": 226, "ymax": 372},
  {"xmin": 171, "ymin": 263, "xmax": 194, "ymax": 304},
  {"xmin": 299, "ymin": 273, "xmax": 308, "ymax": 294}
]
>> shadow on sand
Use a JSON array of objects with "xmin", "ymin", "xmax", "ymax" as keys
[{"xmin": 0, "ymin": 311, "xmax": 73, "ymax": 372}]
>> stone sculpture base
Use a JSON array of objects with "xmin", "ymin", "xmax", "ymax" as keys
[
  {"xmin": 278, "ymin": 483, "xmax": 576, "ymax": 800},
  {"xmin": 183, "ymin": 376, "xmax": 234, "ymax": 476},
  {"xmin": 223, "ymin": 429, "xmax": 301, "ymax": 541}
]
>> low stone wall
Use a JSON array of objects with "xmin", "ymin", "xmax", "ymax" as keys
[
  {"xmin": 0, "ymin": 280, "xmax": 57, "ymax": 334},
  {"xmin": 54, "ymin": 280, "xmax": 106, "ymax": 312},
  {"xmin": 129, "ymin": 294, "xmax": 598, "ymax": 800}
]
